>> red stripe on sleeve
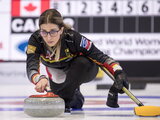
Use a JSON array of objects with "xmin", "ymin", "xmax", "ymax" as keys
[
  {"xmin": 12, "ymin": 0, "xmax": 20, "ymax": 16},
  {"xmin": 103, "ymin": 62, "xmax": 114, "ymax": 75}
]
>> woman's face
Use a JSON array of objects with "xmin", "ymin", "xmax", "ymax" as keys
[{"xmin": 40, "ymin": 23, "xmax": 64, "ymax": 47}]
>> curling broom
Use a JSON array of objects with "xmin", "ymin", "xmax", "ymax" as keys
[{"xmin": 99, "ymin": 66, "xmax": 160, "ymax": 117}]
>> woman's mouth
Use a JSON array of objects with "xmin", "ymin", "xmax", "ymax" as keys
[{"xmin": 47, "ymin": 41, "xmax": 54, "ymax": 44}]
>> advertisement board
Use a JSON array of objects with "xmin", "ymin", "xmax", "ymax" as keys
[
  {"xmin": 8, "ymin": 0, "xmax": 160, "ymax": 61},
  {"xmin": 0, "ymin": 0, "xmax": 160, "ymax": 83},
  {"xmin": 10, "ymin": 34, "xmax": 29, "ymax": 60},
  {"xmin": 85, "ymin": 33, "xmax": 160, "ymax": 60},
  {"xmin": 0, "ymin": 14, "xmax": 11, "ymax": 60},
  {"xmin": 0, "ymin": 0, "xmax": 160, "ymax": 62}
]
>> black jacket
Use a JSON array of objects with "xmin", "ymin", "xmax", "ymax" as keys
[{"xmin": 26, "ymin": 29, "xmax": 114, "ymax": 83}]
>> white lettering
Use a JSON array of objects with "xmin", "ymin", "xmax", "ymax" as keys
[
  {"xmin": 11, "ymin": 18, "xmax": 39, "ymax": 33},
  {"xmin": 12, "ymin": 19, "xmax": 23, "ymax": 32},
  {"xmin": 114, "ymin": 48, "xmax": 160, "ymax": 56},
  {"xmin": 135, "ymin": 39, "xmax": 160, "ymax": 46},
  {"xmin": 23, "ymin": 19, "xmax": 36, "ymax": 32},
  {"xmin": 105, "ymin": 39, "xmax": 132, "ymax": 46}
]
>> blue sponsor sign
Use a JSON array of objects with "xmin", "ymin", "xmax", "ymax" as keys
[{"xmin": 17, "ymin": 41, "xmax": 28, "ymax": 54}]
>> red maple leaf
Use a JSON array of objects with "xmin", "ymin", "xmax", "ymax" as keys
[{"xmin": 24, "ymin": 3, "xmax": 37, "ymax": 12}]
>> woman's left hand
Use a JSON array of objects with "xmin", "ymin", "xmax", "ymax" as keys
[{"xmin": 114, "ymin": 71, "xmax": 129, "ymax": 94}]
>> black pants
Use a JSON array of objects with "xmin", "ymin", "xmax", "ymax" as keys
[{"xmin": 49, "ymin": 56, "xmax": 98, "ymax": 103}]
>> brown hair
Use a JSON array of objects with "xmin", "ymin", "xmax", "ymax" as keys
[{"xmin": 39, "ymin": 9, "xmax": 71, "ymax": 30}]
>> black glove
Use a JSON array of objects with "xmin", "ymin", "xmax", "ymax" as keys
[
  {"xmin": 114, "ymin": 70, "xmax": 129, "ymax": 94},
  {"xmin": 106, "ymin": 85, "xmax": 119, "ymax": 108}
]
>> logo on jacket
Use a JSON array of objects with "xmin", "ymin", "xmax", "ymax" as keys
[
  {"xmin": 26, "ymin": 45, "xmax": 36, "ymax": 54},
  {"xmin": 64, "ymin": 48, "xmax": 74, "ymax": 62},
  {"xmin": 65, "ymin": 48, "xmax": 72, "ymax": 57},
  {"xmin": 80, "ymin": 36, "xmax": 92, "ymax": 51}
]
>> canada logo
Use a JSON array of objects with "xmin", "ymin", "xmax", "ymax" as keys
[
  {"xmin": 24, "ymin": 3, "xmax": 37, "ymax": 12},
  {"xmin": 12, "ymin": 0, "xmax": 50, "ymax": 17}
]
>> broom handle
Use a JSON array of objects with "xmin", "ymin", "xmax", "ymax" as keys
[{"xmin": 99, "ymin": 66, "xmax": 144, "ymax": 106}]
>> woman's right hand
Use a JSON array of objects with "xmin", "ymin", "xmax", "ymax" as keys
[{"xmin": 35, "ymin": 78, "xmax": 49, "ymax": 93}]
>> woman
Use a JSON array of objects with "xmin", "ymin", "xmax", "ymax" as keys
[{"xmin": 26, "ymin": 9, "xmax": 128, "ymax": 113}]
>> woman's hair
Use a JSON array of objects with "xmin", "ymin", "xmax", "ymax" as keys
[
  {"xmin": 39, "ymin": 9, "xmax": 71, "ymax": 30},
  {"xmin": 39, "ymin": 9, "xmax": 71, "ymax": 61}
]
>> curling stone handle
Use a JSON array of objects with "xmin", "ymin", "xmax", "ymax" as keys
[
  {"xmin": 45, "ymin": 86, "xmax": 52, "ymax": 92},
  {"xmin": 46, "ymin": 92, "xmax": 59, "ymax": 97},
  {"xmin": 45, "ymin": 85, "xmax": 59, "ymax": 97},
  {"xmin": 44, "ymin": 80, "xmax": 52, "ymax": 92},
  {"xmin": 29, "ymin": 91, "xmax": 59, "ymax": 98}
]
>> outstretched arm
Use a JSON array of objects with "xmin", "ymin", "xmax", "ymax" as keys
[
  {"xmin": 72, "ymin": 31, "xmax": 128, "ymax": 92},
  {"xmin": 26, "ymin": 34, "xmax": 49, "ymax": 92}
]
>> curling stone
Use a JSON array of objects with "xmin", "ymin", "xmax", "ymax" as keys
[{"xmin": 24, "ymin": 92, "xmax": 65, "ymax": 117}]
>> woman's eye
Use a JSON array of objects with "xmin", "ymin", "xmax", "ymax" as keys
[
  {"xmin": 42, "ymin": 31, "xmax": 47, "ymax": 35},
  {"xmin": 50, "ymin": 30, "xmax": 57, "ymax": 34},
  {"xmin": 43, "ymin": 31, "xmax": 47, "ymax": 34}
]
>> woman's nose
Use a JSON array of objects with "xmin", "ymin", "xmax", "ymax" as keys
[{"xmin": 47, "ymin": 34, "xmax": 52, "ymax": 40}]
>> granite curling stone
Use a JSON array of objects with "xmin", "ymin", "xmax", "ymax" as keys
[{"xmin": 24, "ymin": 92, "xmax": 65, "ymax": 117}]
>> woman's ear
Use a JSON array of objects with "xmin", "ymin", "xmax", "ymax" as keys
[{"xmin": 60, "ymin": 27, "xmax": 64, "ymax": 34}]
